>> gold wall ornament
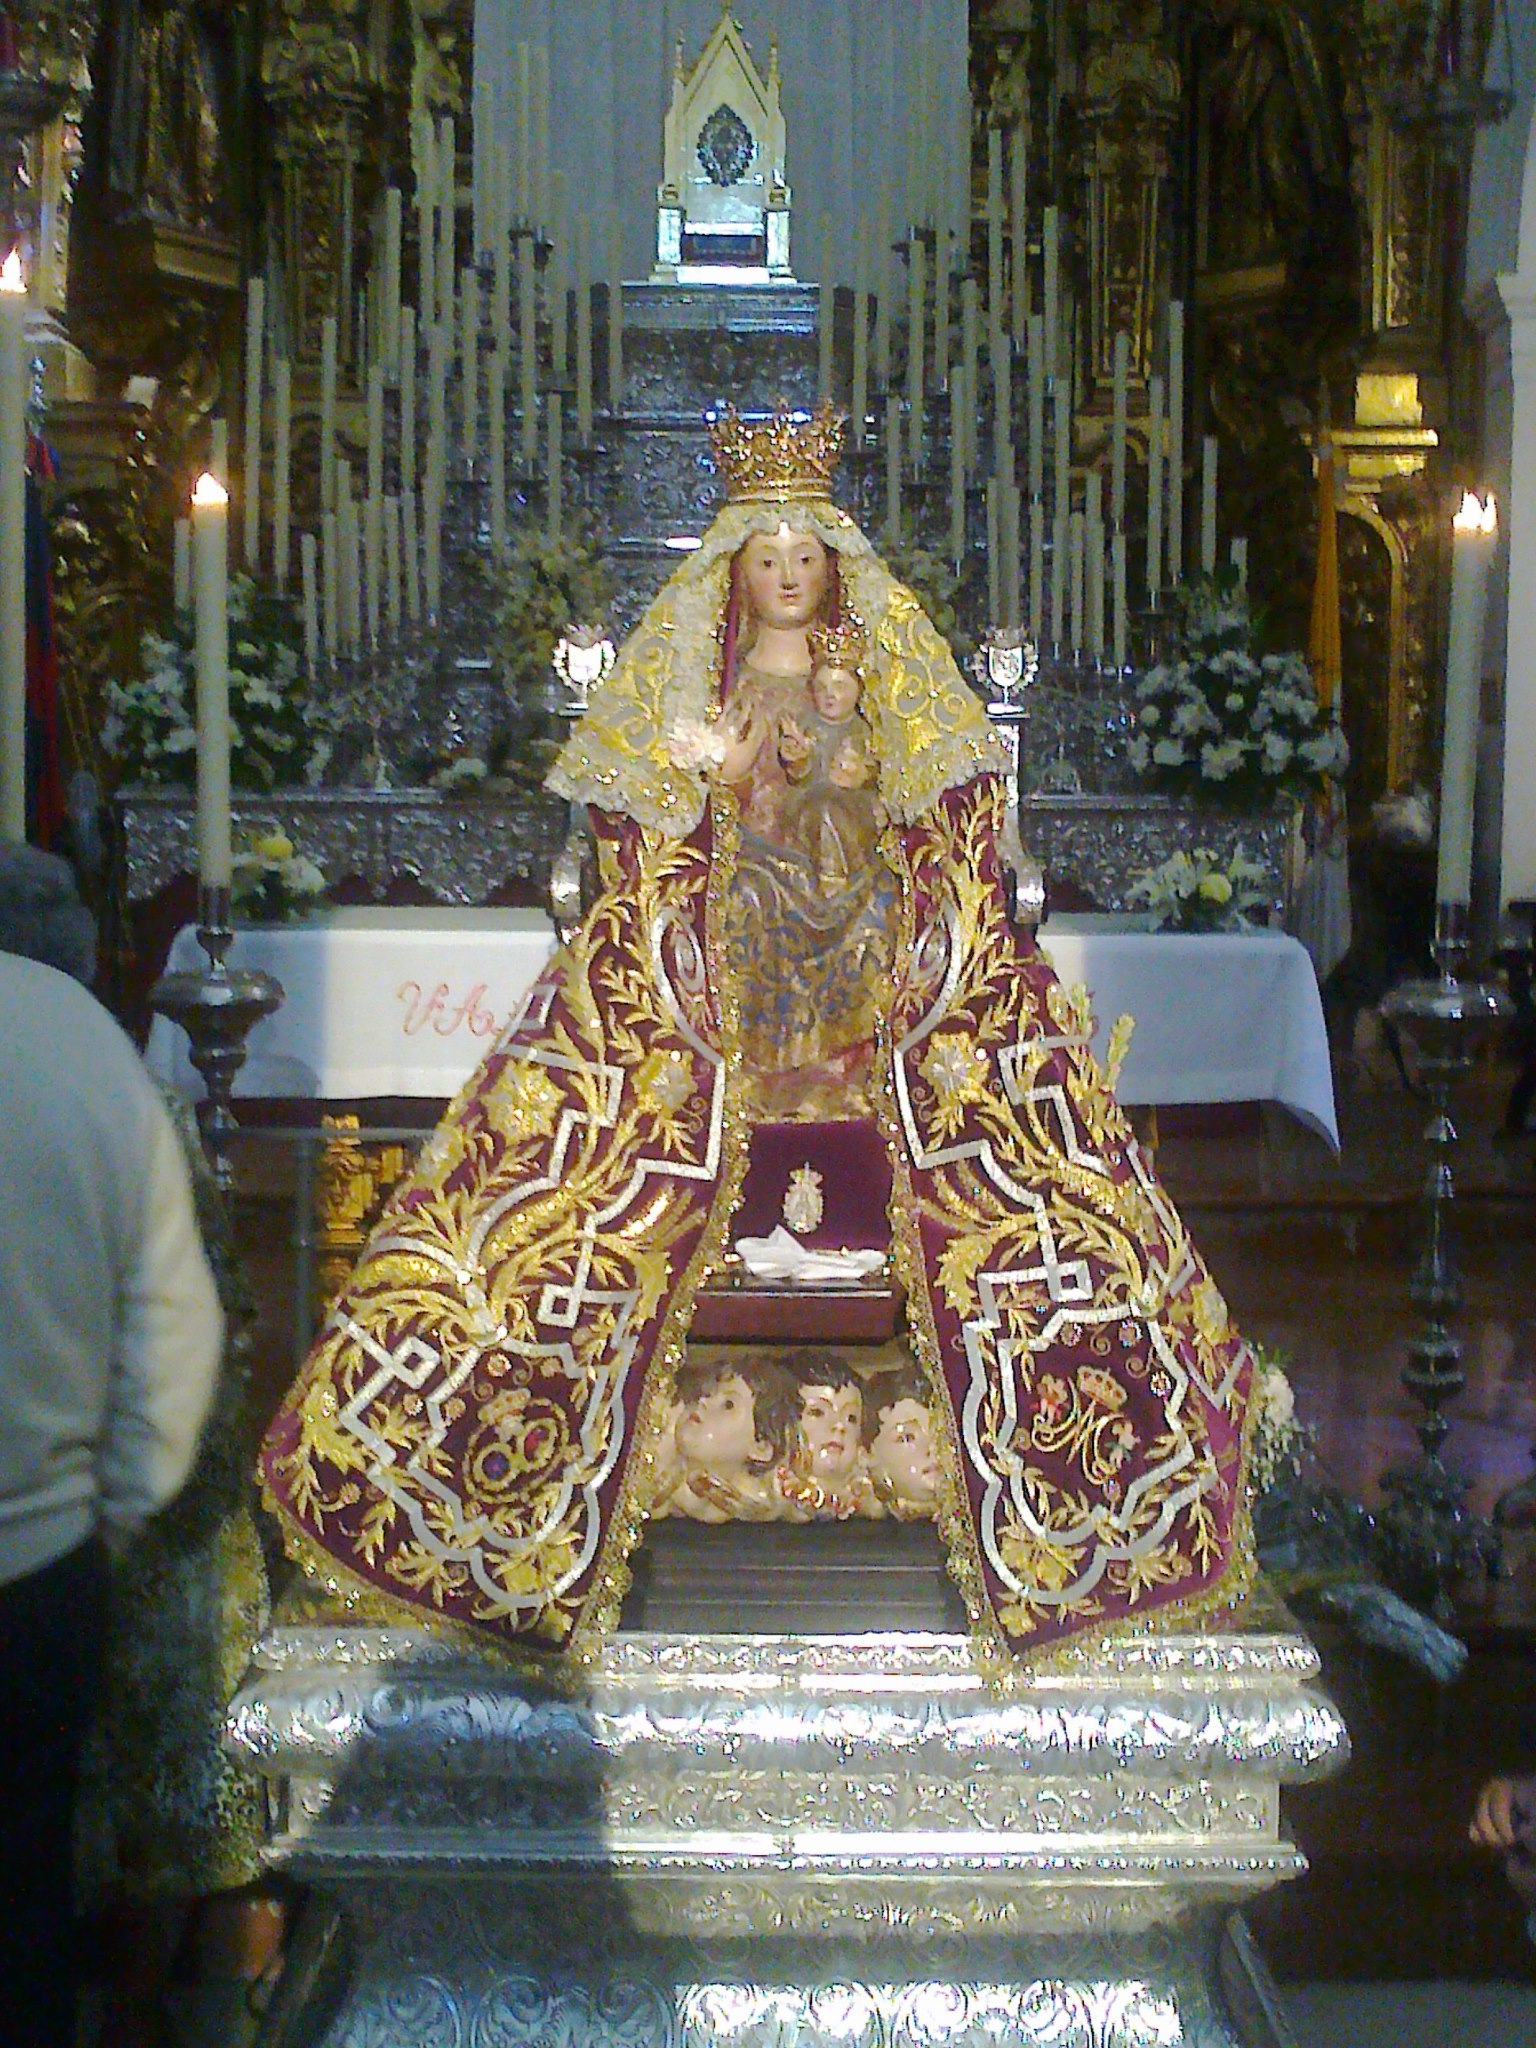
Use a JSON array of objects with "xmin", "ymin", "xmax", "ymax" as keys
[
  {"xmin": 314, "ymin": 1116, "xmax": 419, "ymax": 1327},
  {"xmin": 1074, "ymin": 16, "xmax": 1181, "ymax": 405},
  {"xmin": 261, "ymin": 0, "xmax": 382, "ymax": 362}
]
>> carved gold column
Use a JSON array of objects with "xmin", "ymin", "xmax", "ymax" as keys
[
  {"xmin": 1073, "ymin": 0, "xmax": 1178, "ymax": 412},
  {"xmin": 6, "ymin": 1, "xmax": 96, "ymax": 400},
  {"xmin": 261, "ymin": 1, "xmax": 381, "ymax": 365}
]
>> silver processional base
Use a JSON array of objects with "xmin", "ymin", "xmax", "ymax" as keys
[{"xmin": 225, "ymin": 1601, "xmax": 1346, "ymax": 2048}]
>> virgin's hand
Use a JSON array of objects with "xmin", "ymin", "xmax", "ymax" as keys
[
  {"xmin": 779, "ymin": 716, "xmax": 812, "ymax": 767},
  {"xmin": 718, "ymin": 703, "xmax": 766, "ymax": 784}
]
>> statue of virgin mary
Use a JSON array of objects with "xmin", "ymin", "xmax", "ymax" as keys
[{"xmin": 259, "ymin": 408, "xmax": 1257, "ymax": 1680}]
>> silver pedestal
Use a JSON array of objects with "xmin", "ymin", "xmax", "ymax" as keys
[{"xmin": 227, "ymin": 1606, "xmax": 1346, "ymax": 2046}]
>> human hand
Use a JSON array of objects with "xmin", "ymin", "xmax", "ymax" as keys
[
  {"xmin": 1470, "ymin": 1776, "xmax": 1527, "ymax": 1852},
  {"xmin": 778, "ymin": 715, "xmax": 812, "ymax": 766},
  {"xmin": 718, "ymin": 701, "xmax": 766, "ymax": 783}
]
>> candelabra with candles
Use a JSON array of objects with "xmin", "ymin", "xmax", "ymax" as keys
[
  {"xmin": 1374, "ymin": 489, "xmax": 1509, "ymax": 1618},
  {"xmin": 151, "ymin": 472, "xmax": 284, "ymax": 1191}
]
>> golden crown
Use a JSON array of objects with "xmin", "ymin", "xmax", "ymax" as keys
[
  {"xmin": 809, "ymin": 614, "xmax": 868, "ymax": 673},
  {"xmin": 708, "ymin": 403, "xmax": 844, "ymax": 503}
]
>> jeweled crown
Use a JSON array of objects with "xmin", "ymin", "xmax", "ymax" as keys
[
  {"xmin": 809, "ymin": 614, "xmax": 868, "ymax": 674},
  {"xmin": 708, "ymin": 403, "xmax": 844, "ymax": 503}
]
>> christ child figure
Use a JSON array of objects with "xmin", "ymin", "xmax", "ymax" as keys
[
  {"xmin": 652, "ymin": 1355, "xmax": 799, "ymax": 1523},
  {"xmin": 779, "ymin": 621, "xmax": 884, "ymax": 896}
]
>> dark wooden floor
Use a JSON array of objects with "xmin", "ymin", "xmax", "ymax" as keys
[{"xmin": 231, "ymin": 1049, "xmax": 1536, "ymax": 1984}]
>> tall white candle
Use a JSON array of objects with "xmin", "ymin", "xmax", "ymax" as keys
[
  {"xmin": 518, "ymin": 245, "xmax": 538, "ymax": 467},
  {"xmin": 489, "ymin": 351, "xmax": 507, "ymax": 555},
  {"xmin": 437, "ymin": 117, "xmax": 456, "ymax": 328},
  {"xmin": 906, "ymin": 230, "xmax": 925, "ymax": 455},
  {"xmin": 1001, "ymin": 481, "xmax": 1021, "ymax": 631},
  {"xmin": 1085, "ymin": 470, "xmax": 1105, "ymax": 658},
  {"xmin": 986, "ymin": 478, "xmax": 1000, "ymax": 621},
  {"xmin": 949, "ymin": 368, "xmax": 966, "ymax": 565},
  {"xmin": 1026, "ymin": 314, "xmax": 1045, "ymax": 499},
  {"xmin": 240, "ymin": 277, "xmax": 264, "ymax": 569},
  {"xmin": 173, "ymin": 517, "xmax": 191, "ymax": 612},
  {"xmin": 320, "ymin": 314, "xmax": 338, "ymax": 512},
  {"xmin": 991, "ymin": 311, "xmax": 1012, "ymax": 471},
  {"xmin": 0, "ymin": 255, "xmax": 27, "ymax": 841},
  {"xmin": 1009, "ymin": 124, "xmax": 1028, "ymax": 346},
  {"xmin": 1230, "ymin": 535, "xmax": 1248, "ymax": 591},
  {"xmin": 546, "ymin": 389, "xmax": 563, "ymax": 542},
  {"xmin": 960, "ymin": 278, "xmax": 980, "ymax": 475},
  {"xmin": 383, "ymin": 492, "xmax": 402, "ymax": 641},
  {"xmin": 321, "ymin": 509, "xmax": 339, "ymax": 656},
  {"xmin": 1069, "ymin": 508, "xmax": 1085, "ymax": 654},
  {"xmin": 1167, "ymin": 299, "xmax": 1185, "ymax": 585},
  {"xmin": 873, "ymin": 197, "xmax": 892, "ymax": 388},
  {"xmin": 548, "ymin": 238, "xmax": 567, "ymax": 380},
  {"xmin": 851, "ymin": 217, "xmax": 869, "ymax": 448},
  {"xmin": 1051, "ymin": 511, "xmax": 1069, "ymax": 648},
  {"xmin": 191, "ymin": 473, "xmax": 231, "ymax": 888},
  {"xmin": 1112, "ymin": 530, "xmax": 1129, "ymax": 670},
  {"xmin": 986, "ymin": 129, "xmax": 1004, "ymax": 331},
  {"xmin": 1438, "ymin": 491, "xmax": 1497, "ymax": 903},
  {"xmin": 366, "ymin": 359, "xmax": 385, "ymax": 514},
  {"xmin": 403, "ymin": 485, "xmax": 421, "ymax": 623},
  {"xmin": 423, "ymin": 478, "xmax": 441, "ymax": 619},
  {"xmin": 1146, "ymin": 373, "xmax": 1164, "ymax": 604},
  {"xmin": 533, "ymin": 45, "xmax": 551, "ymax": 230},
  {"xmin": 607, "ymin": 223, "xmax": 624, "ymax": 413},
  {"xmin": 1053, "ymin": 366, "xmax": 1071, "ymax": 523},
  {"xmin": 1110, "ymin": 330, "xmax": 1129, "ymax": 529},
  {"xmin": 210, "ymin": 418, "xmax": 229, "ymax": 478},
  {"xmin": 819, "ymin": 211, "xmax": 835, "ymax": 406},
  {"xmin": 272, "ymin": 355, "xmax": 292, "ymax": 590},
  {"xmin": 885, "ymin": 399, "xmax": 902, "ymax": 535},
  {"xmin": 1028, "ymin": 504, "xmax": 1044, "ymax": 643},
  {"xmin": 383, "ymin": 188, "xmax": 402, "ymax": 377},
  {"xmin": 300, "ymin": 530, "xmax": 320, "ymax": 673},
  {"xmin": 399, "ymin": 305, "xmax": 417, "ymax": 496},
  {"xmin": 1200, "ymin": 433, "xmax": 1219, "ymax": 574},
  {"xmin": 575, "ymin": 215, "xmax": 593, "ymax": 444},
  {"xmin": 516, "ymin": 43, "xmax": 532, "ymax": 221},
  {"xmin": 493, "ymin": 222, "xmax": 512, "ymax": 362},
  {"xmin": 459, "ymin": 266, "xmax": 479, "ymax": 468},
  {"xmin": 1042, "ymin": 206, "xmax": 1060, "ymax": 375},
  {"xmin": 416, "ymin": 119, "xmax": 436, "ymax": 352},
  {"xmin": 934, "ymin": 226, "xmax": 950, "ymax": 395}
]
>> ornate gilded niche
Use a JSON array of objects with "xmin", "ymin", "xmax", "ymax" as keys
[{"xmin": 653, "ymin": 10, "xmax": 790, "ymax": 282}]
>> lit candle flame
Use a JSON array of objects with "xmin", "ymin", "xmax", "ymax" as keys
[
  {"xmin": 191, "ymin": 471, "xmax": 229, "ymax": 508},
  {"xmin": 1454, "ymin": 489, "xmax": 1497, "ymax": 537},
  {"xmin": 0, "ymin": 250, "xmax": 24, "ymax": 295}
]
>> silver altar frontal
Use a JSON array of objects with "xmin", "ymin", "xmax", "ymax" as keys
[{"xmin": 226, "ymin": 1595, "xmax": 1346, "ymax": 2047}]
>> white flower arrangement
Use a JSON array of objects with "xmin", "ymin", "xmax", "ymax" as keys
[
  {"xmin": 1126, "ymin": 575, "xmax": 1348, "ymax": 810},
  {"xmin": 1128, "ymin": 845, "xmax": 1270, "ymax": 932},
  {"xmin": 103, "ymin": 578, "xmax": 338, "ymax": 792},
  {"xmin": 230, "ymin": 828, "xmax": 328, "ymax": 924},
  {"xmin": 1248, "ymin": 1349, "xmax": 1312, "ymax": 1496},
  {"xmin": 666, "ymin": 715, "xmax": 729, "ymax": 773}
]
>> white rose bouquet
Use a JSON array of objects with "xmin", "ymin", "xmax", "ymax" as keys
[
  {"xmin": 103, "ymin": 578, "xmax": 338, "ymax": 791},
  {"xmin": 1126, "ymin": 574, "xmax": 1348, "ymax": 810}
]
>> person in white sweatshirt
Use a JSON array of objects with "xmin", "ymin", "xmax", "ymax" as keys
[{"xmin": 0, "ymin": 846, "xmax": 221, "ymax": 2048}]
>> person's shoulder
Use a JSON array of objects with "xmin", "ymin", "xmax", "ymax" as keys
[{"xmin": 0, "ymin": 951, "xmax": 146, "ymax": 1072}]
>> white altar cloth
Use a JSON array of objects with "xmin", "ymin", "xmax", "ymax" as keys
[{"xmin": 145, "ymin": 909, "xmax": 1337, "ymax": 1145}]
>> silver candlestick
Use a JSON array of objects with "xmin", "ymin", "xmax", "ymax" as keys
[
  {"xmin": 1375, "ymin": 900, "xmax": 1508, "ymax": 1618},
  {"xmin": 149, "ymin": 885, "xmax": 285, "ymax": 1192}
]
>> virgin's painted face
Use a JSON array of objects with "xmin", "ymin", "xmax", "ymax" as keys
[{"xmin": 740, "ymin": 527, "xmax": 830, "ymax": 629}]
